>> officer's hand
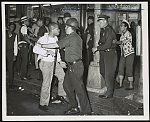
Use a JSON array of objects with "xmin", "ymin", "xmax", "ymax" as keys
[
  {"xmin": 92, "ymin": 47, "xmax": 97, "ymax": 53},
  {"xmin": 59, "ymin": 61, "xmax": 67, "ymax": 68},
  {"xmin": 47, "ymin": 50, "xmax": 55, "ymax": 57}
]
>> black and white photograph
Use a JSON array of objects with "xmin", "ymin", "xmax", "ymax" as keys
[{"xmin": 1, "ymin": 1, "xmax": 149, "ymax": 121}]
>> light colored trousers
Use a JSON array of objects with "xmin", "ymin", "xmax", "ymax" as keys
[{"xmin": 39, "ymin": 60, "xmax": 66, "ymax": 106}]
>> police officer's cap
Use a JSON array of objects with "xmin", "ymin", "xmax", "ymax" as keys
[{"xmin": 97, "ymin": 14, "xmax": 110, "ymax": 21}]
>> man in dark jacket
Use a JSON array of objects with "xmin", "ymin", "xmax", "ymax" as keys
[
  {"xmin": 92, "ymin": 14, "xmax": 117, "ymax": 98},
  {"xmin": 58, "ymin": 18, "xmax": 92, "ymax": 115}
]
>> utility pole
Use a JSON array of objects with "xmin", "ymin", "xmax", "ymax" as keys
[
  {"xmin": 86, "ymin": 4, "xmax": 106, "ymax": 94},
  {"xmin": 39, "ymin": 4, "xmax": 43, "ymax": 18}
]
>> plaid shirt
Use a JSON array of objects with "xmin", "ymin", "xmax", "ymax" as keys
[{"xmin": 120, "ymin": 30, "xmax": 135, "ymax": 57}]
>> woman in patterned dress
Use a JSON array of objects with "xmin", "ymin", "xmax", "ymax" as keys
[{"xmin": 114, "ymin": 20, "xmax": 135, "ymax": 90}]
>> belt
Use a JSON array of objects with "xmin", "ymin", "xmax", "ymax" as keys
[
  {"xmin": 67, "ymin": 59, "xmax": 82, "ymax": 65},
  {"xmin": 104, "ymin": 48, "xmax": 115, "ymax": 52},
  {"xmin": 94, "ymin": 48, "xmax": 115, "ymax": 54},
  {"xmin": 18, "ymin": 43, "xmax": 29, "ymax": 48}
]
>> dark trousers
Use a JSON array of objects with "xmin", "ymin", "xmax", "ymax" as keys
[
  {"xmin": 86, "ymin": 48, "xmax": 93, "ymax": 66},
  {"xmin": 99, "ymin": 50, "xmax": 117, "ymax": 97},
  {"xmin": 63, "ymin": 61, "xmax": 92, "ymax": 114},
  {"xmin": 28, "ymin": 45, "xmax": 34, "ymax": 65},
  {"xmin": 118, "ymin": 54, "xmax": 135, "ymax": 77},
  {"xmin": 15, "ymin": 49, "xmax": 21, "ymax": 73},
  {"xmin": 6, "ymin": 54, "xmax": 14, "ymax": 85},
  {"xmin": 19, "ymin": 44, "xmax": 29, "ymax": 78}
]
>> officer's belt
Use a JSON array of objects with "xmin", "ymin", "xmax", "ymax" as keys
[
  {"xmin": 67, "ymin": 59, "xmax": 82, "ymax": 65},
  {"xmin": 94, "ymin": 48, "xmax": 115, "ymax": 54},
  {"xmin": 104, "ymin": 48, "xmax": 115, "ymax": 52}
]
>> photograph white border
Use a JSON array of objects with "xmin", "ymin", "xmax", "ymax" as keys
[{"xmin": 2, "ymin": 1, "xmax": 149, "ymax": 121}]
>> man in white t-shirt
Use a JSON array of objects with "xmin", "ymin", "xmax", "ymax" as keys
[{"xmin": 33, "ymin": 22, "xmax": 67, "ymax": 112}]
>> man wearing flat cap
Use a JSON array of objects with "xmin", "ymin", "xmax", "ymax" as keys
[
  {"xmin": 92, "ymin": 14, "xmax": 117, "ymax": 99},
  {"xmin": 63, "ymin": 12, "xmax": 71, "ymax": 23}
]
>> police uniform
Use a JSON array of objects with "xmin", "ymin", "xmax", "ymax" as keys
[
  {"xmin": 97, "ymin": 15, "xmax": 117, "ymax": 98},
  {"xmin": 57, "ymin": 18, "xmax": 92, "ymax": 115}
]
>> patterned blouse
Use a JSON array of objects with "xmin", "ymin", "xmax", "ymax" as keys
[{"xmin": 120, "ymin": 30, "xmax": 135, "ymax": 57}]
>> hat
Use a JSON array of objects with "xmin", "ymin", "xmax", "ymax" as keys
[
  {"xmin": 97, "ymin": 14, "xmax": 110, "ymax": 21},
  {"xmin": 66, "ymin": 18, "xmax": 79, "ymax": 29},
  {"xmin": 64, "ymin": 12, "xmax": 71, "ymax": 18},
  {"xmin": 88, "ymin": 16, "xmax": 94, "ymax": 20},
  {"xmin": 8, "ymin": 22, "xmax": 16, "ymax": 26},
  {"xmin": 122, "ymin": 19, "xmax": 131, "ymax": 28},
  {"xmin": 21, "ymin": 16, "xmax": 28, "ymax": 22}
]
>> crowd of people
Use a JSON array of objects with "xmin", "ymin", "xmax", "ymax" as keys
[{"xmin": 6, "ymin": 11, "xmax": 141, "ymax": 115}]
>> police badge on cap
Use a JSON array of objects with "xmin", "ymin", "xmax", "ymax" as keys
[{"xmin": 97, "ymin": 14, "xmax": 110, "ymax": 21}]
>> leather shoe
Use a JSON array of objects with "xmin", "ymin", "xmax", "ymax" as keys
[
  {"xmin": 59, "ymin": 96, "xmax": 69, "ymax": 104},
  {"xmin": 65, "ymin": 107, "xmax": 80, "ymax": 115},
  {"xmin": 51, "ymin": 95, "xmax": 68, "ymax": 104},
  {"xmin": 39, "ymin": 105, "xmax": 49, "ymax": 112},
  {"xmin": 98, "ymin": 95, "xmax": 113, "ymax": 99}
]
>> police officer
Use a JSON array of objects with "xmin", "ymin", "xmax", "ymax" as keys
[
  {"xmin": 92, "ymin": 14, "xmax": 117, "ymax": 98},
  {"xmin": 56, "ymin": 18, "xmax": 92, "ymax": 115},
  {"xmin": 18, "ymin": 16, "xmax": 33, "ymax": 80}
]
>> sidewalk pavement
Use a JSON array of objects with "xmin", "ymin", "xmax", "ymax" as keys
[{"xmin": 9, "ymin": 63, "xmax": 143, "ymax": 115}]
